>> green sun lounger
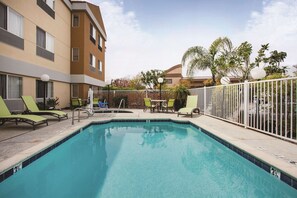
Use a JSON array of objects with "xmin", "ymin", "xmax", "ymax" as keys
[
  {"xmin": 177, "ymin": 95, "xmax": 200, "ymax": 118},
  {"xmin": 22, "ymin": 96, "xmax": 68, "ymax": 121},
  {"xmin": 0, "ymin": 96, "xmax": 48, "ymax": 130}
]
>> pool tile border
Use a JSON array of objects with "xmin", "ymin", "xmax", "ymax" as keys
[
  {"xmin": 1, "ymin": 118, "xmax": 297, "ymax": 191},
  {"xmin": 187, "ymin": 122, "xmax": 297, "ymax": 190}
]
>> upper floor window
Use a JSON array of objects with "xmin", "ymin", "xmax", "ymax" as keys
[
  {"xmin": 98, "ymin": 34, "xmax": 102, "ymax": 51},
  {"xmin": 37, "ymin": 0, "xmax": 55, "ymax": 19},
  {"xmin": 90, "ymin": 23, "xmax": 96, "ymax": 44},
  {"xmin": 72, "ymin": 48, "xmax": 79, "ymax": 62},
  {"xmin": 89, "ymin": 54, "xmax": 95, "ymax": 68},
  {"xmin": 37, "ymin": 27, "xmax": 54, "ymax": 53},
  {"xmin": 44, "ymin": 0, "xmax": 55, "ymax": 10},
  {"xmin": 98, "ymin": 60, "xmax": 102, "ymax": 72},
  {"xmin": 0, "ymin": 74, "xmax": 23, "ymax": 99},
  {"xmin": 0, "ymin": 3, "xmax": 23, "ymax": 38},
  {"xmin": 72, "ymin": 14, "xmax": 79, "ymax": 27}
]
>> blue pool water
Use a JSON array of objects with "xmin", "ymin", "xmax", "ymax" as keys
[{"xmin": 0, "ymin": 121, "xmax": 297, "ymax": 197}]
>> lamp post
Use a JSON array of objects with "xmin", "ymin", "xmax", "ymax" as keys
[
  {"xmin": 220, "ymin": 76, "xmax": 230, "ymax": 118},
  {"xmin": 250, "ymin": 67, "xmax": 266, "ymax": 81},
  {"xmin": 157, "ymin": 77, "xmax": 164, "ymax": 100},
  {"xmin": 250, "ymin": 67, "xmax": 266, "ymax": 125},
  {"xmin": 40, "ymin": 74, "xmax": 50, "ymax": 110}
]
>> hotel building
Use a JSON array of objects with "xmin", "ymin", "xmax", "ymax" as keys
[{"xmin": 0, "ymin": 0, "xmax": 106, "ymax": 110}]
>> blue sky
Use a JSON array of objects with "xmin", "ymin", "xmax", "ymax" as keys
[{"xmin": 88, "ymin": 0, "xmax": 297, "ymax": 80}]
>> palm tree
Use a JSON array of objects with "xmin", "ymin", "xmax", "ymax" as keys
[{"xmin": 182, "ymin": 37, "xmax": 233, "ymax": 85}]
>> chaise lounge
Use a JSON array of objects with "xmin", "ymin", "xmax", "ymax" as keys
[
  {"xmin": 177, "ymin": 95, "xmax": 200, "ymax": 118},
  {"xmin": 0, "ymin": 96, "xmax": 48, "ymax": 130},
  {"xmin": 22, "ymin": 96, "xmax": 68, "ymax": 121}
]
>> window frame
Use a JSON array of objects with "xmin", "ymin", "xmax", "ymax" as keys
[
  {"xmin": 72, "ymin": 14, "xmax": 80, "ymax": 27},
  {"xmin": 98, "ymin": 60, "xmax": 102, "ymax": 72},
  {"xmin": 36, "ymin": 80, "xmax": 53, "ymax": 99},
  {"xmin": 89, "ymin": 53, "xmax": 95, "ymax": 68},
  {"xmin": 71, "ymin": 84, "xmax": 79, "ymax": 98},
  {"xmin": 36, "ymin": 26, "xmax": 55, "ymax": 61},
  {"xmin": 72, "ymin": 48, "xmax": 79, "ymax": 62},
  {"xmin": 89, "ymin": 23, "xmax": 96, "ymax": 44},
  {"xmin": 0, "ymin": 3, "xmax": 23, "ymax": 38},
  {"xmin": 36, "ymin": 27, "xmax": 46, "ymax": 49},
  {"xmin": 98, "ymin": 34, "xmax": 102, "ymax": 51},
  {"xmin": 0, "ymin": 74, "xmax": 23, "ymax": 99}
]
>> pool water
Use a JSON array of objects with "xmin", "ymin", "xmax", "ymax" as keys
[{"xmin": 0, "ymin": 121, "xmax": 296, "ymax": 197}]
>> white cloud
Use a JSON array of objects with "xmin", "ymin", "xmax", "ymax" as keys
[
  {"xmin": 88, "ymin": 0, "xmax": 297, "ymax": 79},
  {"xmin": 240, "ymin": 0, "xmax": 297, "ymax": 69},
  {"xmin": 88, "ymin": 0, "xmax": 216, "ymax": 79}
]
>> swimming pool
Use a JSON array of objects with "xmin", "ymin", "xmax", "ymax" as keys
[{"xmin": 0, "ymin": 120, "xmax": 296, "ymax": 197}]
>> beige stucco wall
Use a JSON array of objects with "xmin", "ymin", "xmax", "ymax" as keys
[
  {"xmin": 0, "ymin": 0, "xmax": 71, "ymax": 75},
  {"xmin": 54, "ymin": 81, "xmax": 70, "ymax": 108},
  {"xmin": 23, "ymin": 76, "xmax": 36, "ymax": 98},
  {"xmin": 22, "ymin": 76, "xmax": 70, "ymax": 108}
]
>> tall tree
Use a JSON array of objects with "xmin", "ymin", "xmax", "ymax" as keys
[
  {"xmin": 253, "ymin": 44, "xmax": 287, "ymax": 76},
  {"xmin": 140, "ymin": 69, "xmax": 164, "ymax": 89},
  {"xmin": 228, "ymin": 41, "xmax": 253, "ymax": 81},
  {"xmin": 182, "ymin": 37, "xmax": 233, "ymax": 85}
]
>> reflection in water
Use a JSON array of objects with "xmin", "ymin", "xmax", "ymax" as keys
[
  {"xmin": 0, "ymin": 125, "xmax": 109, "ymax": 198},
  {"xmin": 180, "ymin": 130, "xmax": 295, "ymax": 197},
  {"xmin": 0, "ymin": 122, "xmax": 296, "ymax": 198},
  {"xmin": 140, "ymin": 125, "xmax": 167, "ymax": 148}
]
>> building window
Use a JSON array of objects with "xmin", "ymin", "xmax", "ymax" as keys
[
  {"xmin": 166, "ymin": 79, "xmax": 173, "ymax": 84},
  {"xmin": 36, "ymin": 80, "xmax": 53, "ymax": 98},
  {"xmin": 0, "ymin": 74, "xmax": 22, "ymax": 99},
  {"xmin": 8, "ymin": 76, "xmax": 22, "ymax": 98},
  {"xmin": 71, "ymin": 84, "xmax": 79, "ymax": 98},
  {"xmin": 37, "ymin": 0, "xmax": 55, "ymax": 18},
  {"xmin": 72, "ymin": 48, "xmax": 79, "ymax": 62},
  {"xmin": 0, "ymin": 3, "xmax": 23, "ymax": 38},
  {"xmin": 0, "ymin": 3, "xmax": 7, "ymax": 30},
  {"xmin": 36, "ymin": 27, "xmax": 54, "ymax": 60},
  {"xmin": 90, "ymin": 23, "xmax": 96, "ymax": 44},
  {"xmin": 36, "ymin": 27, "xmax": 54, "ymax": 53},
  {"xmin": 98, "ymin": 35, "xmax": 102, "ymax": 50},
  {"xmin": 72, "ymin": 14, "xmax": 79, "ymax": 27},
  {"xmin": 98, "ymin": 60, "xmax": 102, "ymax": 72},
  {"xmin": 37, "ymin": 27, "xmax": 46, "ymax": 49},
  {"xmin": 89, "ymin": 54, "xmax": 95, "ymax": 68},
  {"xmin": 0, "ymin": 74, "xmax": 7, "ymax": 99},
  {"xmin": 44, "ymin": 0, "xmax": 55, "ymax": 10}
]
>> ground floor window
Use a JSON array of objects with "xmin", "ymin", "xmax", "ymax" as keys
[
  {"xmin": 71, "ymin": 84, "xmax": 79, "ymax": 98},
  {"xmin": 0, "ymin": 74, "xmax": 7, "ymax": 98},
  {"xmin": 36, "ymin": 80, "xmax": 53, "ymax": 98},
  {"xmin": 0, "ymin": 74, "xmax": 22, "ymax": 99}
]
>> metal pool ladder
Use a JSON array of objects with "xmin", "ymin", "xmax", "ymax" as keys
[
  {"xmin": 116, "ymin": 99, "xmax": 126, "ymax": 113},
  {"xmin": 72, "ymin": 107, "xmax": 93, "ymax": 125}
]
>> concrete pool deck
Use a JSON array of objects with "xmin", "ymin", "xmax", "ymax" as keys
[{"xmin": 0, "ymin": 109, "xmax": 297, "ymax": 181}]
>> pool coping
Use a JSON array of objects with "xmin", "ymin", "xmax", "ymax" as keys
[{"xmin": 0, "ymin": 118, "xmax": 297, "ymax": 190}]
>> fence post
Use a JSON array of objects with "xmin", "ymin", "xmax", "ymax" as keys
[
  {"xmin": 244, "ymin": 80, "xmax": 249, "ymax": 128},
  {"xmin": 204, "ymin": 86, "xmax": 206, "ymax": 114}
]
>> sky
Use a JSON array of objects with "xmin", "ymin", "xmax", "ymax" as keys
[{"xmin": 87, "ymin": 0, "xmax": 297, "ymax": 80}]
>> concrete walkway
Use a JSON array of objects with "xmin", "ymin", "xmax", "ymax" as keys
[{"xmin": 0, "ymin": 109, "xmax": 297, "ymax": 180}]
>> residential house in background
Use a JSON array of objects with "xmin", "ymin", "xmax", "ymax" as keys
[
  {"xmin": 164, "ymin": 64, "xmax": 182, "ymax": 87},
  {"xmin": 0, "ymin": 0, "xmax": 106, "ymax": 110},
  {"xmin": 164, "ymin": 64, "xmax": 239, "ymax": 88}
]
